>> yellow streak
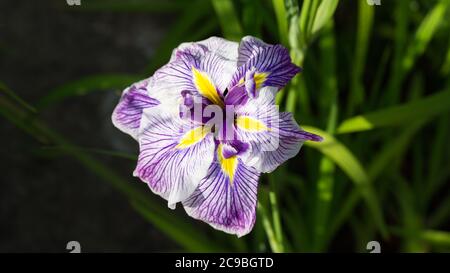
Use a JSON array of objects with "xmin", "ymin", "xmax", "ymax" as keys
[
  {"xmin": 192, "ymin": 67, "xmax": 223, "ymax": 107},
  {"xmin": 217, "ymin": 144, "xmax": 238, "ymax": 184},
  {"xmin": 176, "ymin": 126, "xmax": 209, "ymax": 149},
  {"xmin": 254, "ymin": 72, "xmax": 268, "ymax": 89},
  {"xmin": 235, "ymin": 116, "xmax": 269, "ymax": 132},
  {"xmin": 238, "ymin": 72, "xmax": 269, "ymax": 90}
]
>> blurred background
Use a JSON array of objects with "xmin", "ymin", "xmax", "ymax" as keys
[{"xmin": 0, "ymin": 0, "xmax": 449, "ymax": 252}]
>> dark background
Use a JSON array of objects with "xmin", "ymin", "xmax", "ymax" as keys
[{"xmin": 0, "ymin": 0, "xmax": 177, "ymax": 252}]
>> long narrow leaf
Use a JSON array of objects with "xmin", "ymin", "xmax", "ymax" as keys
[
  {"xmin": 144, "ymin": 0, "xmax": 214, "ymax": 74},
  {"xmin": 303, "ymin": 126, "xmax": 387, "ymax": 237},
  {"xmin": 37, "ymin": 74, "xmax": 141, "ymax": 109},
  {"xmin": 272, "ymin": 0, "xmax": 289, "ymax": 46},
  {"xmin": 348, "ymin": 0, "xmax": 373, "ymax": 113},
  {"xmin": 337, "ymin": 90, "xmax": 450, "ymax": 134},
  {"xmin": 313, "ymin": 21, "xmax": 338, "ymax": 251},
  {"xmin": 422, "ymin": 230, "xmax": 450, "ymax": 247},
  {"xmin": 311, "ymin": 0, "xmax": 339, "ymax": 36},
  {"xmin": 0, "ymin": 81, "xmax": 36, "ymax": 113},
  {"xmin": 388, "ymin": 1, "xmax": 448, "ymax": 102},
  {"xmin": 401, "ymin": 1, "xmax": 448, "ymax": 74},
  {"xmin": 211, "ymin": 0, "xmax": 242, "ymax": 41},
  {"xmin": 0, "ymin": 91, "xmax": 224, "ymax": 252}
]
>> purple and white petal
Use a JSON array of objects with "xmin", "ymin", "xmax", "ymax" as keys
[
  {"xmin": 221, "ymin": 140, "xmax": 249, "ymax": 159},
  {"xmin": 183, "ymin": 154, "xmax": 260, "ymax": 237},
  {"xmin": 111, "ymin": 36, "xmax": 322, "ymax": 237},
  {"xmin": 236, "ymin": 87, "xmax": 322, "ymax": 173},
  {"xmin": 151, "ymin": 52, "xmax": 236, "ymax": 106},
  {"xmin": 244, "ymin": 68, "xmax": 257, "ymax": 98},
  {"xmin": 230, "ymin": 36, "xmax": 301, "ymax": 92},
  {"xmin": 236, "ymin": 36, "xmax": 268, "ymax": 66},
  {"xmin": 111, "ymin": 79, "xmax": 159, "ymax": 140},
  {"xmin": 151, "ymin": 37, "xmax": 238, "ymax": 105},
  {"xmin": 224, "ymin": 84, "xmax": 248, "ymax": 106},
  {"xmin": 241, "ymin": 112, "xmax": 322, "ymax": 173},
  {"xmin": 171, "ymin": 36, "xmax": 238, "ymax": 64},
  {"xmin": 135, "ymin": 106, "xmax": 215, "ymax": 208}
]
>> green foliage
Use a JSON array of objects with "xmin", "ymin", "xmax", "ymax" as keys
[
  {"xmin": 311, "ymin": 0, "xmax": 339, "ymax": 36},
  {"xmin": 0, "ymin": 90, "xmax": 227, "ymax": 252},
  {"xmin": 211, "ymin": 0, "xmax": 242, "ymax": 41},
  {"xmin": 337, "ymin": 90, "xmax": 450, "ymax": 134},
  {"xmin": 37, "ymin": 74, "xmax": 141, "ymax": 108},
  {"xmin": 2, "ymin": 0, "xmax": 450, "ymax": 252}
]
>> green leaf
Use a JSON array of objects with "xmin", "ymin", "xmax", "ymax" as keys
[
  {"xmin": 298, "ymin": 0, "xmax": 312, "ymax": 44},
  {"xmin": 337, "ymin": 90, "xmax": 450, "ymax": 134},
  {"xmin": 313, "ymin": 21, "xmax": 338, "ymax": 251},
  {"xmin": 317, "ymin": 21, "xmax": 337, "ymax": 110},
  {"xmin": 394, "ymin": 177, "xmax": 425, "ymax": 252},
  {"xmin": 284, "ymin": 192, "xmax": 311, "ymax": 251},
  {"xmin": 0, "ymin": 81, "xmax": 37, "ymax": 113},
  {"xmin": 429, "ymin": 190, "xmax": 450, "ymax": 228},
  {"xmin": 368, "ymin": 119, "xmax": 429, "ymax": 181},
  {"xmin": 298, "ymin": 0, "xmax": 320, "ymax": 46},
  {"xmin": 285, "ymin": 0, "xmax": 304, "ymax": 64},
  {"xmin": 422, "ymin": 230, "xmax": 450, "ymax": 247},
  {"xmin": 242, "ymin": 0, "xmax": 263, "ymax": 36},
  {"xmin": 131, "ymin": 199, "xmax": 226, "ymax": 252},
  {"xmin": 388, "ymin": 1, "xmax": 448, "ymax": 103},
  {"xmin": 441, "ymin": 38, "xmax": 450, "ymax": 75},
  {"xmin": 259, "ymin": 1, "xmax": 279, "ymax": 39},
  {"xmin": 269, "ymin": 191, "xmax": 284, "ymax": 252},
  {"xmin": 302, "ymin": 126, "xmax": 388, "ymax": 237},
  {"xmin": 311, "ymin": 0, "xmax": 340, "ymax": 36},
  {"xmin": 258, "ymin": 200, "xmax": 283, "ymax": 253},
  {"xmin": 330, "ymin": 118, "xmax": 429, "ymax": 241},
  {"xmin": 0, "ymin": 94, "xmax": 48, "ymax": 143},
  {"xmin": 368, "ymin": 47, "xmax": 391, "ymax": 108},
  {"xmin": 144, "ymin": 0, "xmax": 214, "ymax": 74},
  {"xmin": 211, "ymin": 0, "xmax": 242, "ymax": 41},
  {"xmin": 37, "ymin": 74, "xmax": 141, "ymax": 109},
  {"xmin": 348, "ymin": 0, "xmax": 373, "ymax": 114},
  {"xmin": 285, "ymin": 84, "xmax": 297, "ymax": 113},
  {"xmin": 401, "ymin": 1, "xmax": 448, "ymax": 73},
  {"xmin": 37, "ymin": 146, "xmax": 137, "ymax": 161},
  {"xmin": 272, "ymin": 0, "xmax": 289, "ymax": 46},
  {"xmin": 0, "ymin": 90, "xmax": 223, "ymax": 252},
  {"xmin": 427, "ymin": 114, "xmax": 450, "ymax": 200},
  {"xmin": 385, "ymin": 0, "xmax": 409, "ymax": 104},
  {"xmin": 303, "ymin": 127, "xmax": 368, "ymax": 193}
]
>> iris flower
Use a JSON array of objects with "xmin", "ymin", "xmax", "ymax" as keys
[{"xmin": 112, "ymin": 36, "xmax": 322, "ymax": 236}]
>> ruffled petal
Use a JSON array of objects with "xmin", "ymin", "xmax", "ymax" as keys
[
  {"xmin": 224, "ymin": 84, "xmax": 248, "ymax": 106},
  {"xmin": 151, "ymin": 37, "xmax": 238, "ymax": 105},
  {"xmin": 111, "ymin": 79, "xmax": 159, "ymax": 140},
  {"xmin": 236, "ymin": 36, "xmax": 268, "ymax": 66},
  {"xmin": 230, "ymin": 36, "xmax": 301, "ymax": 92},
  {"xmin": 183, "ymin": 144, "xmax": 260, "ymax": 237},
  {"xmin": 171, "ymin": 36, "xmax": 238, "ymax": 65},
  {"xmin": 236, "ymin": 88, "xmax": 322, "ymax": 173},
  {"xmin": 135, "ymin": 106, "xmax": 215, "ymax": 208}
]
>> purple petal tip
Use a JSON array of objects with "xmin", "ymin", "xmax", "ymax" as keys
[{"xmin": 301, "ymin": 131, "xmax": 323, "ymax": 142}]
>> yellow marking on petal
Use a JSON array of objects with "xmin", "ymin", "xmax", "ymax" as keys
[
  {"xmin": 217, "ymin": 144, "xmax": 238, "ymax": 184},
  {"xmin": 238, "ymin": 72, "xmax": 269, "ymax": 90},
  {"xmin": 254, "ymin": 72, "xmax": 268, "ymax": 89},
  {"xmin": 235, "ymin": 116, "xmax": 269, "ymax": 132},
  {"xmin": 191, "ymin": 67, "xmax": 223, "ymax": 107},
  {"xmin": 176, "ymin": 126, "xmax": 210, "ymax": 149}
]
